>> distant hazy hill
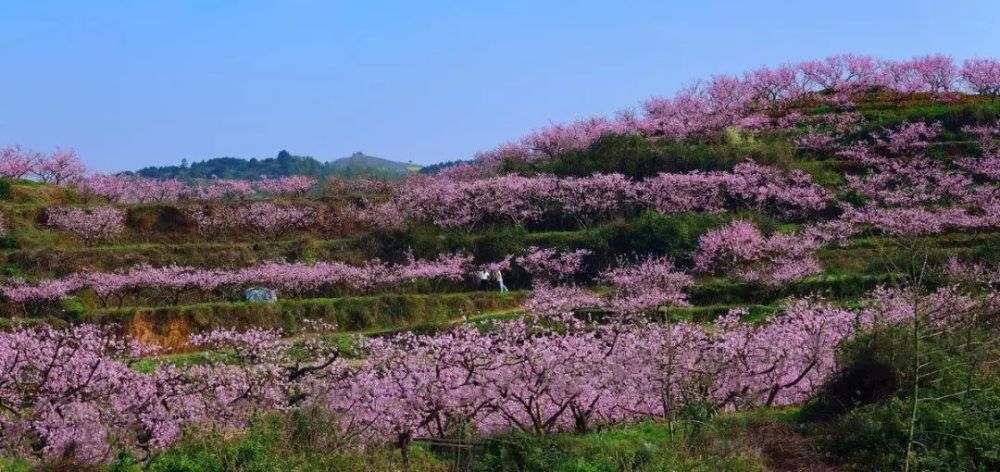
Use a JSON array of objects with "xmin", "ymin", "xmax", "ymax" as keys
[
  {"xmin": 328, "ymin": 152, "xmax": 422, "ymax": 176},
  {"xmin": 134, "ymin": 151, "xmax": 420, "ymax": 180}
]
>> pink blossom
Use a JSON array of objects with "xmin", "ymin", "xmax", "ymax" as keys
[
  {"xmin": 794, "ymin": 131, "xmax": 837, "ymax": 150},
  {"xmin": 909, "ymin": 54, "xmax": 959, "ymax": 94},
  {"xmin": 0, "ymin": 145, "xmax": 40, "ymax": 179},
  {"xmin": 254, "ymin": 175, "xmax": 316, "ymax": 196},
  {"xmin": 515, "ymin": 246, "xmax": 592, "ymax": 283},
  {"xmin": 842, "ymin": 205, "xmax": 980, "ymax": 236},
  {"xmin": 34, "ymin": 148, "xmax": 87, "ymax": 184},
  {"xmin": 961, "ymin": 58, "xmax": 1000, "ymax": 97},
  {"xmin": 957, "ymin": 121, "xmax": 1000, "ymax": 180},
  {"xmin": 46, "ymin": 206, "xmax": 125, "ymax": 245},
  {"xmin": 600, "ymin": 256, "xmax": 694, "ymax": 314},
  {"xmin": 186, "ymin": 202, "xmax": 319, "ymax": 239},
  {"xmin": 694, "ymin": 220, "xmax": 821, "ymax": 287},
  {"xmin": 1, "ymin": 253, "xmax": 476, "ymax": 306}
]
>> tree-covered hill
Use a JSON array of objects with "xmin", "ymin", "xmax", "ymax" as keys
[{"xmin": 135, "ymin": 150, "xmax": 419, "ymax": 180}]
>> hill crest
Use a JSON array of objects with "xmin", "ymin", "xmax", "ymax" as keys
[{"xmin": 134, "ymin": 150, "xmax": 419, "ymax": 180}]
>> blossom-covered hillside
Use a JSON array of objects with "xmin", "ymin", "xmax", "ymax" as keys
[{"xmin": 1, "ymin": 53, "xmax": 999, "ymax": 471}]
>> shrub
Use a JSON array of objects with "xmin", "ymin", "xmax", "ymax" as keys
[
  {"xmin": 810, "ymin": 327, "xmax": 1000, "ymax": 471},
  {"xmin": 127, "ymin": 204, "xmax": 193, "ymax": 235},
  {"xmin": 0, "ymin": 179, "xmax": 12, "ymax": 201},
  {"xmin": 609, "ymin": 210, "xmax": 731, "ymax": 260},
  {"xmin": 473, "ymin": 225, "xmax": 528, "ymax": 263},
  {"xmin": 361, "ymin": 224, "xmax": 449, "ymax": 262},
  {"xmin": 534, "ymin": 133, "xmax": 664, "ymax": 178}
]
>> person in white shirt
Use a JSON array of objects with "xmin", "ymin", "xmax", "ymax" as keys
[{"xmin": 478, "ymin": 270, "xmax": 491, "ymax": 290}]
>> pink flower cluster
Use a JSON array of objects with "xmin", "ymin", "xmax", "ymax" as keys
[
  {"xmin": 835, "ymin": 120, "xmax": 1000, "ymax": 236},
  {"xmin": 45, "ymin": 205, "xmax": 126, "ymax": 245},
  {"xmin": 957, "ymin": 122, "xmax": 1000, "ymax": 179},
  {"xmin": 254, "ymin": 175, "xmax": 316, "ymax": 195},
  {"xmin": 0, "ymin": 146, "xmax": 87, "ymax": 183},
  {"xmin": 523, "ymin": 256, "xmax": 693, "ymax": 324},
  {"xmin": 76, "ymin": 174, "xmax": 317, "ymax": 203},
  {"xmin": 0, "ymin": 324, "xmax": 342, "ymax": 464},
  {"xmin": 841, "ymin": 206, "xmax": 984, "ymax": 237},
  {"xmin": 325, "ymin": 292, "xmax": 924, "ymax": 444},
  {"xmin": 844, "ymin": 158, "xmax": 972, "ymax": 207},
  {"xmin": 694, "ymin": 220, "xmax": 822, "ymax": 286},
  {"xmin": 515, "ymin": 246, "xmax": 592, "ymax": 282},
  {"xmin": 475, "ymin": 54, "xmax": 1000, "ymax": 165},
  {"xmin": 794, "ymin": 132, "xmax": 837, "ymax": 150},
  {"xmin": 329, "ymin": 272, "xmax": 998, "ymax": 447},
  {"xmin": 600, "ymin": 257, "xmax": 695, "ymax": 316},
  {"xmin": 961, "ymin": 58, "xmax": 1000, "ymax": 97},
  {"xmin": 522, "ymin": 284, "xmax": 604, "ymax": 325},
  {"xmin": 0, "ymin": 278, "xmax": 81, "ymax": 304},
  {"xmin": 365, "ymin": 162, "xmax": 829, "ymax": 229},
  {"xmin": 0, "ymin": 253, "xmax": 473, "ymax": 308},
  {"xmin": 324, "ymin": 176, "xmax": 398, "ymax": 195},
  {"xmin": 2, "ymin": 281, "xmax": 991, "ymax": 464},
  {"xmin": 859, "ymin": 285, "xmax": 982, "ymax": 329},
  {"xmin": 721, "ymin": 161, "xmax": 833, "ymax": 218},
  {"xmin": 185, "ymin": 202, "xmax": 320, "ymax": 238},
  {"xmin": 789, "ymin": 111, "xmax": 866, "ymax": 151},
  {"xmin": 386, "ymin": 173, "xmax": 639, "ymax": 229}
]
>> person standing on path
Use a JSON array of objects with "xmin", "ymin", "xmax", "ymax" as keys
[
  {"xmin": 478, "ymin": 269, "xmax": 491, "ymax": 291},
  {"xmin": 493, "ymin": 269, "xmax": 509, "ymax": 293}
]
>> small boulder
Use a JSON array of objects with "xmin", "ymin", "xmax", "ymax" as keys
[{"xmin": 244, "ymin": 287, "xmax": 278, "ymax": 303}]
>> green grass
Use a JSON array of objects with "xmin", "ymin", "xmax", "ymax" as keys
[
  {"xmin": 83, "ymin": 290, "xmax": 528, "ymax": 338},
  {"xmin": 97, "ymin": 408, "xmax": 821, "ymax": 472},
  {"xmin": 130, "ymin": 411, "xmax": 448, "ymax": 472},
  {"xmin": 466, "ymin": 408, "xmax": 820, "ymax": 471}
]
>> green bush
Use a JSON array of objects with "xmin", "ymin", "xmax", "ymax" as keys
[
  {"xmin": 0, "ymin": 179, "xmax": 12, "ymax": 201},
  {"xmin": 809, "ymin": 327, "xmax": 1000, "ymax": 471},
  {"xmin": 591, "ymin": 210, "xmax": 778, "ymax": 267},
  {"xmin": 821, "ymin": 390, "xmax": 1000, "ymax": 471},
  {"xmin": 499, "ymin": 132, "xmax": 796, "ymax": 179},
  {"xmin": 658, "ymin": 138, "xmax": 795, "ymax": 172},
  {"xmin": 0, "ymin": 236, "xmax": 17, "ymax": 250},
  {"xmin": 861, "ymin": 99, "xmax": 1000, "ymax": 134},
  {"xmin": 360, "ymin": 224, "xmax": 453, "ymax": 262},
  {"xmin": 606, "ymin": 210, "xmax": 730, "ymax": 260},
  {"xmin": 531, "ymin": 133, "xmax": 664, "ymax": 178},
  {"xmin": 473, "ymin": 225, "xmax": 528, "ymax": 262}
]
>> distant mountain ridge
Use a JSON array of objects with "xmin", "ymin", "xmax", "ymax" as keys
[{"xmin": 134, "ymin": 150, "xmax": 420, "ymax": 180}]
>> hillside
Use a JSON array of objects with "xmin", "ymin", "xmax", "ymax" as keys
[
  {"xmin": 0, "ymin": 54, "xmax": 999, "ymax": 471},
  {"xmin": 135, "ymin": 150, "xmax": 418, "ymax": 180},
  {"xmin": 327, "ymin": 151, "xmax": 421, "ymax": 176}
]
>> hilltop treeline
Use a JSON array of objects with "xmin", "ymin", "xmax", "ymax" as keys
[{"xmin": 135, "ymin": 150, "xmax": 415, "ymax": 180}]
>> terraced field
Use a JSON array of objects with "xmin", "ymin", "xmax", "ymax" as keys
[{"xmin": 3, "ymin": 56, "xmax": 1000, "ymax": 471}]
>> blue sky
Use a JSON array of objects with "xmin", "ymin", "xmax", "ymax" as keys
[{"xmin": 1, "ymin": 0, "xmax": 998, "ymax": 172}]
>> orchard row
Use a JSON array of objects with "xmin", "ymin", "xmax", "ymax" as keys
[{"xmin": 2, "ymin": 257, "xmax": 993, "ymax": 464}]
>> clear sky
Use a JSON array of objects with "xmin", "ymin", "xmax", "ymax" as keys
[{"xmin": 1, "ymin": 0, "xmax": 998, "ymax": 172}]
